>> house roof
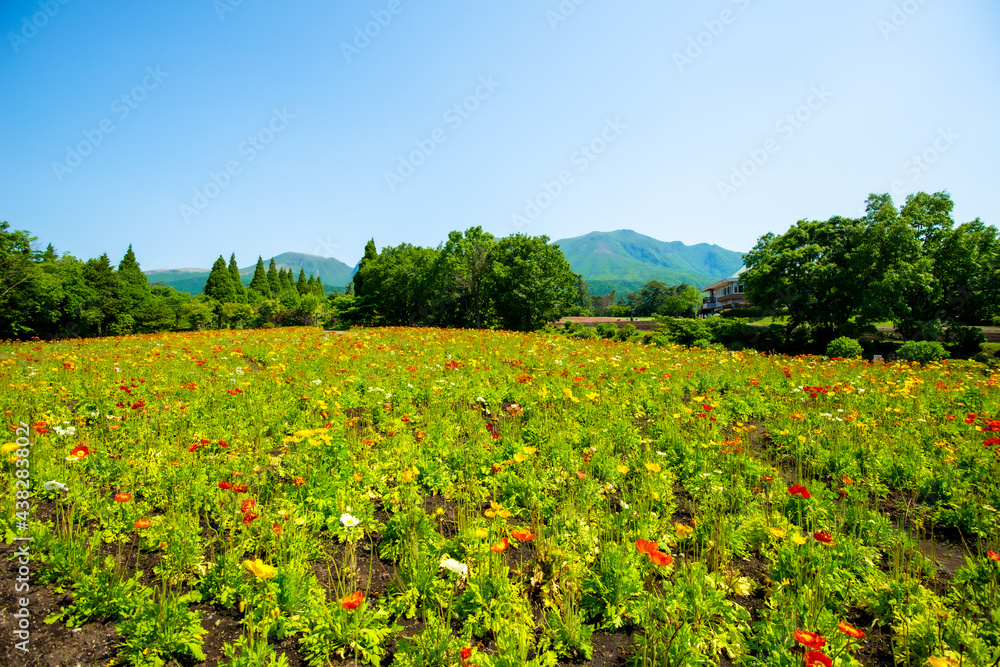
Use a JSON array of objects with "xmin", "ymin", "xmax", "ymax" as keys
[{"xmin": 701, "ymin": 266, "xmax": 746, "ymax": 292}]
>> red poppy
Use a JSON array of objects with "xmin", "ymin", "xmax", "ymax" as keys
[
  {"xmin": 233, "ymin": 484, "xmax": 247, "ymax": 493},
  {"xmin": 804, "ymin": 650, "xmax": 832, "ymax": 667},
  {"xmin": 511, "ymin": 528, "xmax": 535, "ymax": 542},
  {"xmin": 813, "ymin": 531, "xmax": 834, "ymax": 545},
  {"xmin": 340, "ymin": 590, "xmax": 364, "ymax": 610},
  {"xmin": 70, "ymin": 445, "xmax": 89, "ymax": 459},
  {"xmin": 649, "ymin": 550, "xmax": 673, "ymax": 567},
  {"xmin": 460, "ymin": 646, "xmax": 472, "ymax": 663},
  {"xmin": 242, "ymin": 511, "xmax": 259, "ymax": 524},
  {"xmin": 187, "ymin": 444, "xmax": 199, "ymax": 452},
  {"xmin": 987, "ymin": 550, "xmax": 1000, "ymax": 562},
  {"xmin": 788, "ymin": 484, "xmax": 812, "ymax": 499},
  {"xmin": 761, "ymin": 475, "xmax": 774, "ymax": 482},
  {"xmin": 114, "ymin": 493, "xmax": 132, "ymax": 503},
  {"xmin": 636, "ymin": 539, "xmax": 659, "ymax": 555},
  {"xmin": 218, "ymin": 481, "xmax": 233, "ymax": 490},
  {"xmin": 793, "ymin": 630, "xmax": 826, "ymax": 650},
  {"xmin": 842, "ymin": 476, "xmax": 854, "ymax": 485},
  {"xmin": 837, "ymin": 622, "xmax": 865, "ymax": 639},
  {"xmin": 271, "ymin": 522, "xmax": 283, "ymax": 535},
  {"xmin": 240, "ymin": 498, "xmax": 256, "ymax": 513},
  {"xmin": 292, "ymin": 476, "xmax": 305, "ymax": 486},
  {"xmin": 134, "ymin": 518, "xmax": 152, "ymax": 529}
]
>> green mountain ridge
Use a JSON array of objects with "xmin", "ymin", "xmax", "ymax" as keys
[
  {"xmin": 145, "ymin": 252, "xmax": 354, "ymax": 295},
  {"xmin": 144, "ymin": 232, "xmax": 744, "ymax": 299},
  {"xmin": 553, "ymin": 230, "xmax": 745, "ymax": 295}
]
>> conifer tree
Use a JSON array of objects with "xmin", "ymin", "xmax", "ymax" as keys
[
  {"xmin": 266, "ymin": 258, "xmax": 280, "ymax": 294},
  {"xmin": 296, "ymin": 268, "xmax": 308, "ymax": 295},
  {"xmin": 204, "ymin": 255, "xmax": 237, "ymax": 303},
  {"xmin": 228, "ymin": 253, "xmax": 246, "ymax": 302},
  {"xmin": 248, "ymin": 256, "xmax": 271, "ymax": 298},
  {"xmin": 314, "ymin": 275, "xmax": 325, "ymax": 296}
]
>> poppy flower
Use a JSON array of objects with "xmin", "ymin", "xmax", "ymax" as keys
[
  {"xmin": 340, "ymin": 590, "xmax": 364, "ymax": 610},
  {"xmin": 649, "ymin": 550, "xmax": 673, "ymax": 567},
  {"xmin": 242, "ymin": 511, "xmax": 259, "ymax": 524},
  {"xmin": 788, "ymin": 484, "xmax": 811, "ymax": 499},
  {"xmin": 114, "ymin": 493, "xmax": 132, "ymax": 503},
  {"xmin": 987, "ymin": 550, "xmax": 1000, "ymax": 562},
  {"xmin": 292, "ymin": 476, "xmax": 305, "ymax": 486},
  {"xmin": 243, "ymin": 558, "xmax": 276, "ymax": 579},
  {"xmin": 460, "ymin": 646, "xmax": 472, "ymax": 662},
  {"xmin": 793, "ymin": 630, "xmax": 826, "ymax": 650},
  {"xmin": 804, "ymin": 650, "xmax": 832, "ymax": 667},
  {"xmin": 511, "ymin": 528, "xmax": 535, "ymax": 542},
  {"xmin": 134, "ymin": 518, "xmax": 152, "ymax": 529},
  {"xmin": 761, "ymin": 475, "xmax": 774, "ymax": 482},
  {"xmin": 233, "ymin": 484, "xmax": 247, "ymax": 493},
  {"xmin": 241, "ymin": 498, "xmax": 256, "ymax": 513},
  {"xmin": 490, "ymin": 537, "xmax": 510, "ymax": 552},
  {"xmin": 271, "ymin": 522, "xmax": 283, "ymax": 535},
  {"xmin": 837, "ymin": 621, "xmax": 865, "ymax": 638},
  {"xmin": 218, "ymin": 481, "xmax": 233, "ymax": 490},
  {"xmin": 69, "ymin": 445, "xmax": 89, "ymax": 460},
  {"xmin": 636, "ymin": 539, "xmax": 659, "ymax": 555},
  {"xmin": 813, "ymin": 531, "xmax": 834, "ymax": 545}
]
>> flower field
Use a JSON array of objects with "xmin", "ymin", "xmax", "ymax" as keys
[{"xmin": 2, "ymin": 326, "xmax": 999, "ymax": 667}]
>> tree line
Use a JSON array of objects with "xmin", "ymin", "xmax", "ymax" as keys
[
  {"xmin": 0, "ymin": 222, "xmax": 331, "ymax": 339},
  {"xmin": 742, "ymin": 191, "xmax": 1000, "ymax": 348},
  {"xmin": 342, "ymin": 227, "xmax": 581, "ymax": 331},
  {"xmin": 0, "ymin": 223, "xmax": 603, "ymax": 339}
]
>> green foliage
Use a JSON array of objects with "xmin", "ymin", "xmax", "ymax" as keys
[
  {"xmin": 826, "ymin": 336, "xmax": 863, "ymax": 359},
  {"xmin": 45, "ymin": 555, "xmax": 150, "ymax": 627},
  {"xmin": 117, "ymin": 589, "xmax": 207, "ymax": 666},
  {"xmin": 897, "ymin": 340, "xmax": 949, "ymax": 363},
  {"xmin": 973, "ymin": 342, "xmax": 1000, "ymax": 368}
]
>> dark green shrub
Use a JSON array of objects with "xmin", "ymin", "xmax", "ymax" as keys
[
  {"xmin": 615, "ymin": 324, "xmax": 636, "ymax": 341},
  {"xmin": 826, "ymin": 336, "xmax": 863, "ymax": 359},
  {"xmin": 897, "ymin": 340, "xmax": 949, "ymax": 364},
  {"xmin": 972, "ymin": 342, "xmax": 1000, "ymax": 368},
  {"xmin": 595, "ymin": 323, "xmax": 617, "ymax": 339}
]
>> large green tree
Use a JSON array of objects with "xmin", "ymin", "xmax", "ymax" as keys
[{"xmin": 488, "ymin": 234, "xmax": 578, "ymax": 331}]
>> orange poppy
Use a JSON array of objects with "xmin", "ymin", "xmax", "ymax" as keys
[
  {"xmin": 490, "ymin": 537, "xmax": 510, "ymax": 552},
  {"xmin": 114, "ymin": 493, "xmax": 132, "ymax": 503},
  {"xmin": 511, "ymin": 528, "xmax": 535, "ymax": 542},
  {"xmin": 134, "ymin": 518, "xmax": 152, "ymax": 529},
  {"xmin": 837, "ymin": 622, "xmax": 865, "ymax": 639},
  {"xmin": 340, "ymin": 590, "xmax": 364, "ymax": 610},
  {"xmin": 635, "ymin": 539, "xmax": 659, "ymax": 555},
  {"xmin": 649, "ymin": 550, "xmax": 673, "ymax": 567},
  {"xmin": 793, "ymin": 630, "xmax": 826, "ymax": 650}
]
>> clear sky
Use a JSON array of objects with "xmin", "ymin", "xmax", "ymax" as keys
[{"xmin": 2, "ymin": 0, "xmax": 998, "ymax": 271}]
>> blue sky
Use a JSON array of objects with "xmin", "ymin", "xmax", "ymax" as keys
[{"xmin": 2, "ymin": 0, "xmax": 998, "ymax": 271}]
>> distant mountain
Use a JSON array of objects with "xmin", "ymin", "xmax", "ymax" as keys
[
  {"xmin": 145, "ymin": 252, "xmax": 355, "ymax": 295},
  {"xmin": 553, "ymin": 230, "xmax": 745, "ymax": 295}
]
